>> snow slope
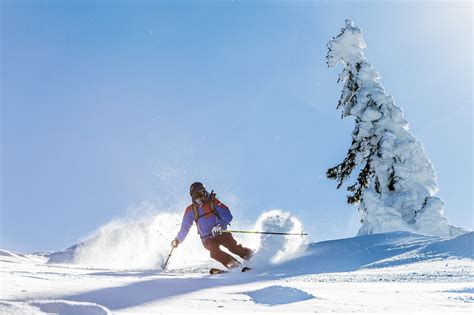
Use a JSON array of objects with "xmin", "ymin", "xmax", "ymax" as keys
[{"xmin": 1, "ymin": 230, "xmax": 473, "ymax": 314}]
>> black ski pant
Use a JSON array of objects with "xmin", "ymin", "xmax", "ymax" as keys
[{"xmin": 202, "ymin": 233, "xmax": 253, "ymax": 269}]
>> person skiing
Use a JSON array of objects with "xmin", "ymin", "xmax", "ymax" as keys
[{"xmin": 171, "ymin": 182, "xmax": 253, "ymax": 270}]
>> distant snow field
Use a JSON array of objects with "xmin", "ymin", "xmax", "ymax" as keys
[{"xmin": 1, "ymin": 230, "xmax": 473, "ymax": 314}]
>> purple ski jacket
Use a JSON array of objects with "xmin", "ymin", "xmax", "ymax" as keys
[{"xmin": 175, "ymin": 198, "xmax": 233, "ymax": 243}]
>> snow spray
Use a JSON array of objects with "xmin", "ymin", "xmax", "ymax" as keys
[
  {"xmin": 68, "ymin": 204, "xmax": 306, "ymax": 270},
  {"xmin": 243, "ymin": 210, "xmax": 308, "ymax": 266},
  {"xmin": 71, "ymin": 203, "xmax": 212, "ymax": 270}
]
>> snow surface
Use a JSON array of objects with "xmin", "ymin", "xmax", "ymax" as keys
[{"xmin": 1, "ymin": 224, "xmax": 472, "ymax": 314}]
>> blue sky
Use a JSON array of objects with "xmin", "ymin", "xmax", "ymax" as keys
[{"xmin": 1, "ymin": 0, "xmax": 472, "ymax": 252}]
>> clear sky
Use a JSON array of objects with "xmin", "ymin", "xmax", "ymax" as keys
[{"xmin": 1, "ymin": 0, "xmax": 472, "ymax": 252}]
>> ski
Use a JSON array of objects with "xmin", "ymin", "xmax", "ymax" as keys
[
  {"xmin": 209, "ymin": 268, "xmax": 227, "ymax": 275},
  {"xmin": 209, "ymin": 267, "xmax": 252, "ymax": 275}
]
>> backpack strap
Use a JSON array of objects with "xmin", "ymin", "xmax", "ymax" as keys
[
  {"xmin": 192, "ymin": 204, "xmax": 199, "ymax": 222},
  {"xmin": 209, "ymin": 192, "xmax": 222, "ymax": 220}
]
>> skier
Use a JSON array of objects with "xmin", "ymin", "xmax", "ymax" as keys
[{"xmin": 171, "ymin": 182, "xmax": 253, "ymax": 270}]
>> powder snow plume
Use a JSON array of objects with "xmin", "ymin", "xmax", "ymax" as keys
[
  {"xmin": 65, "ymin": 205, "xmax": 307, "ymax": 270},
  {"xmin": 71, "ymin": 204, "xmax": 211, "ymax": 270},
  {"xmin": 243, "ymin": 209, "xmax": 308, "ymax": 266}
]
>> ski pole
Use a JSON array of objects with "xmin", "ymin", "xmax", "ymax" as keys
[
  {"xmin": 161, "ymin": 246, "xmax": 175, "ymax": 270},
  {"xmin": 222, "ymin": 230, "xmax": 308, "ymax": 236}
]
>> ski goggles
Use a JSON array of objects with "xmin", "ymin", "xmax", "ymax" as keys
[{"xmin": 191, "ymin": 189, "xmax": 207, "ymax": 200}]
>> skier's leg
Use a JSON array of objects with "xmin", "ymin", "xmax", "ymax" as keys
[
  {"xmin": 203, "ymin": 237, "xmax": 240, "ymax": 269},
  {"xmin": 219, "ymin": 233, "xmax": 254, "ymax": 260}
]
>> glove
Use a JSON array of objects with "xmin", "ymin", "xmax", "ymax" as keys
[
  {"xmin": 171, "ymin": 239, "xmax": 179, "ymax": 248},
  {"xmin": 211, "ymin": 225, "xmax": 223, "ymax": 236}
]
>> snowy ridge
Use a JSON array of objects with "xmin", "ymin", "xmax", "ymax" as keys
[
  {"xmin": 45, "ymin": 241, "xmax": 90, "ymax": 264},
  {"xmin": 0, "ymin": 250, "xmax": 29, "ymax": 260},
  {"xmin": 364, "ymin": 231, "xmax": 474, "ymax": 269},
  {"xmin": 266, "ymin": 231, "xmax": 472, "ymax": 277}
]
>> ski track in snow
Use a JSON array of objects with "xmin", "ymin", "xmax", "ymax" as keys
[{"xmin": 1, "ymin": 231, "xmax": 473, "ymax": 313}]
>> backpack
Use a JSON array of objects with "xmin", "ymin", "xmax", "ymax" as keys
[{"xmin": 191, "ymin": 191, "xmax": 222, "ymax": 223}]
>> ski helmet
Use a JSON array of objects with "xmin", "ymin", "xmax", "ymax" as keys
[{"xmin": 190, "ymin": 182, "xmax": 206, "ymax": 200}]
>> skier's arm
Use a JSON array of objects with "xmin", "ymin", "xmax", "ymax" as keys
[
  {"xmin": 215, "ymin": 200, "xmax": 233, "ymax": 227},
  {"xmin": 175, "ymin": 209, "xmax": 194, "ymax": 243}
]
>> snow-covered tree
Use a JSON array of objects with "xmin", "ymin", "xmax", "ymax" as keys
[{"xmin": 326, "ymin": 20, "xmax": 464, "ymax": 238}]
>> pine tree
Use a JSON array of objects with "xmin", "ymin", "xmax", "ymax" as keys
[{"xmin": 326, "ymin": 20, "xmax": 463, "ymax": 238}]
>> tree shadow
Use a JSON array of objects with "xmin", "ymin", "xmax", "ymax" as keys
[{"xmin": 61, "ymin": 272, "xmax": 262, "ymax": 310}]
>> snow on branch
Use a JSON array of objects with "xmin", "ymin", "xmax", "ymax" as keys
[
  {"xmin": 325, "ymin": 20, "xmax": 465, "ymax": 238},
  {"xmin": 327, "ymin": 19, "xmax": 367, "ymax": 68}
]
